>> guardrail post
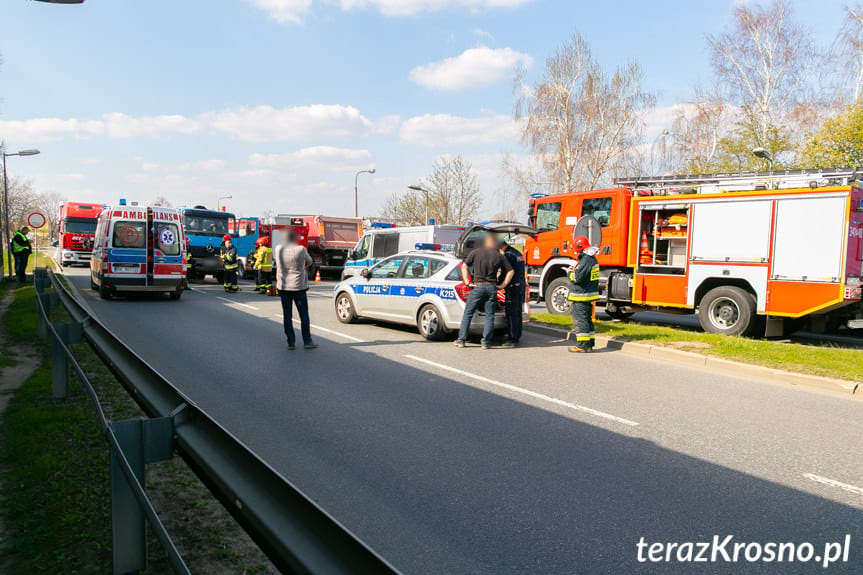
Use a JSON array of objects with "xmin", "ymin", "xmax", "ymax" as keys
[
  {"xmin": 38, "ymin": 292, "xmax": 58, "ymax": 339},
  {"xmin": 110, "ymin": 417, "xmax": 174, "ymax": 575},
  {"xmin": 50, "ymin": 321, "xmax": 82, "ymax": 399}
]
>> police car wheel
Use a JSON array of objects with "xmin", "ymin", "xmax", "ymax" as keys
[
  {"xmin": 335, "ymin": 293, "xmax": 356, "ymax": 323},
  {"xmin": 545, "ymin": 277, "xmax": 572, "ymax": 315},
  {"xmin": 418, "ymin": 304, "xmax": 447, "ymax": 341}
]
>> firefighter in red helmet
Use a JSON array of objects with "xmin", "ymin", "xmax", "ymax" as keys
[
  {"xmin": 567, "ymin": 235, "xmax": 600, "ymax": 352},
  {"xmin": 220, "ymin": 234, "xmax": 240, "ymax": 293},
  {"xmin": 254, "ymin": 236, "xmax": 273, "ymax": 294}
]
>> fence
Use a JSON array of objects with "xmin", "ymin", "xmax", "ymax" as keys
[{"xmin": 33, "ymin": 267, "xmax": 398, "ymax": 575}]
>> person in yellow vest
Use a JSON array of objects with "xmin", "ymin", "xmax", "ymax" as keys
[
  {"xmin": 11, "ymin": 226, "xmax": 33, "ymax": 283},
  {"xmin": 183, "ymin": 238, "xmax": 192, "ymax": 289},
  {"xmin": 220, "ymin": 235, "xmax": 240, "ymax": 293},
  {"xmin": 253, "ymin": 236, "xmax": 273, "ymax": 294}
]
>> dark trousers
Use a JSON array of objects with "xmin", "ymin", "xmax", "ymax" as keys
[
  {"xmin": 571, "ymin": 300, "xmax": 595, "ymax": 350},
  {"xmin": 223, "ymin": 268, "xmax": 238, "ymax": 291},
  {"xmin": 256, "ymin": 269, "xmax": 273, "ymax": 290},
  {"xmin": 505, "ymin": 284, "xmax": 524, "ymax": 342},
  {"xmin": 13, "ymin": 252, "xmax": 29, "ymax": 282},
  {"xmin": 458, "ymin": 283, "xmax": 497, "ymax": 344},
  {"xmin": 279, "ymin": 289, "xmax": 312, "ymax": 346}
]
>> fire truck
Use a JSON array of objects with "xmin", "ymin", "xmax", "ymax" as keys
[
  {"xmin": 280, "ymin": 215, "xmax": 362, "ymax": 279},
  {"xmin": 58, "ymin": 201, "xmax": 103, "ymax": 266},
  {"xmin": 525, "ymin": 169, "xmax": 863, "ymax": 336}
]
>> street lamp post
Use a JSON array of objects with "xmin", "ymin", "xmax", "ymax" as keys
[
  {"xmin": 354, "ymin": 168, "xmax": 376, "ymax": 218},
  {"xmin": 752, "ymin": 147, "xmax": 774, "ymax": 172},
  {"xmin": 217, "ymin": 195, "xmax": 232, "ymax": 211},
  {"xmin": 2, "ymin": 148, "xmax": 41, "ymax": 279},
  {"xmin": 408, "ymin": 184, "xmax": 431, "ymax": 224}
]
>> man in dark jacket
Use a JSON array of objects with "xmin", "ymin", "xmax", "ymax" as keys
[
  {"xmin": 567, "ymin": 235, "xmax": 600, "ymax": 353},
  {"xmin": 498, "ymin": 239, "xmax": 525, "ymax": 347},
  {"xmin": 11, "ymin": 226, "xmax": 32, "ymax": 283}
]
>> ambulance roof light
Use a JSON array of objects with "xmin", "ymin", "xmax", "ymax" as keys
[{"xmin": 119, "ymin": 198, "xmax": 127, "ymax": 206}]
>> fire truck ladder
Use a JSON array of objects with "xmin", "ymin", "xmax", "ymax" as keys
[{"xmin": 614, "ymin": 167, "xmax": 861, "ymax": 195}]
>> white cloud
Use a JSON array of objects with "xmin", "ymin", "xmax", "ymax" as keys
[
  {"xmin": 473, "ymin": 28, "xmax": 494, "ymax": 40},
  {"xmin": 244, "ymin": 0, "xmax": 312, "ymax": 24},
  {"xmin": 191, "ymin": 159, "xmax": 228, "ymax": 171},
  {"xmin": 205, "ymin": 104, "xmax": 376, "ymax": 142},
  {"xmin": 249, "ymin": 146, "xmax": 373, "ymax": 171},
  {"xmin": 339, "ymin": 0, "xmax": 532, "ymax": 17},
  {"xmin": 400, "ymin": 113, "xmax": 520, "ymax": 146},
  {"xmin": 0, "ymin": 117, "xmax": 103, "ymax": 142},
  {"xmin": 103, "ymin": 113, "xmax": 201, "ymax": 138},
  {"xmin": 409, "ymin": 46, "xmax": 531, "ymax": 91}
]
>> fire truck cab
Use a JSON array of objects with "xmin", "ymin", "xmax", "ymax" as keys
[{"xmin": 525, "ymin": 169, "xmax": 863, "ymax": 336}]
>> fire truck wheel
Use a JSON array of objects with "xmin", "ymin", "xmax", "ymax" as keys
[
  {"xmin": 335, "ymin": 292, "xmax": 357, "ymax": 324},
  {"xmin": 545, "ymin": 277, "xmax": 572, "ymax": 315},
  {"xmin": 699, "ymin": 286, "xmax": 757, "ymax": 336},
  {"xmin": 417, "ymin": 304, "xmax": 448, "ymax": 341}
]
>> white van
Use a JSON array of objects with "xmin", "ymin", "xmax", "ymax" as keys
[{"xmin": 341, "ymin": 224, "xmax": 465, "ymax": 279}]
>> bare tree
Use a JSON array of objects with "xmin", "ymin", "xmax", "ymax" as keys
[
  {"xmin": 668, "ymin": 87, "xmax": 733, "ymax": 173},
  {"xmin": 839, "ymin": 4, "xmax": 863, "ymax": 103},
  {"xmin": 707, "ymin": 0, "xmax": 816, "ymax": 150},
  {"xmin": 0, "ymin": 176, "xmax": 38, "ymax": 232},
  {"xmin": 33, "ymin": 191, "xmax": 66, "ymax": 238},
  {"xmin": 151, "ymin": 195, "xmax": 173, "ymax": 207},
  {"xmin": 383, "ymin": 156, "xmax": 482, "ymax": 224},
  {"xmin": 514, "ymin": 34, "xmax": 654, "ymax": 193}
]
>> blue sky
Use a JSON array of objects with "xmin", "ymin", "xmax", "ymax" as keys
[{"xmin": 0, "ymin": 0, "xmax": 852, "ymax": 218}]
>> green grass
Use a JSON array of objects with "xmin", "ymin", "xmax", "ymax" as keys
[{"xmin": 531, "ymin": 312, "xmax": 863, "ymax": 382}]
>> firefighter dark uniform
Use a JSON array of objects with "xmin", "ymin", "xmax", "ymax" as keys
[
  {"xmin": 501, "ymin": 242, "xmax": 525, "ymax": 346},
  {"xmin": 568, "ymin": 236, "xmax": 600, "ymax": 352},
  {"xmin": 254, "ymin": 238, "xmax": 273, "ymax": 294},
  {"xmin": 220, "ymin": 235, "xmax": 240, "ymax": 293}
]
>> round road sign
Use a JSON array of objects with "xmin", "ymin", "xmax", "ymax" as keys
[{"xmin": 27, "ymin": 212, "xmax": 47, "ymax": 229}]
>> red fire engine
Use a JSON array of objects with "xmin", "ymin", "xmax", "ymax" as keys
[
  {"xmin": 525, "ymin": 169, "xmax": 863, "ymax": 336},
  {"xmin": 58, "ymin": 201, "xmax": 103, "ymax": 266}
]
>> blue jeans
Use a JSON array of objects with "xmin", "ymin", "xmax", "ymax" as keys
[
  {"xmin": 458, "ymin": 283, "xmax": 497, "ymax": 344},
  {"xmin": 279, "ymin": 289, "xmax": 312, "ymax": 346}
]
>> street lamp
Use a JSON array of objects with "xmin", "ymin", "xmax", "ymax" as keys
[
  {"xmin": 2, "ymin": 148, "xmax": 41, "ymax": 279},
  {"xmin": 354, "ymin": 168, "xmax": 376, "ymax": 218},
  {"xmin": 408, "ymin": 184, "xmax": 431, "ymax": 224},
  {"xmin": 217, "ymin": 195, "xmax": 232, "ymax": 211},
  {"xmin": 752, "ymin": 147, "xmax": 773, "ymax": 171}
]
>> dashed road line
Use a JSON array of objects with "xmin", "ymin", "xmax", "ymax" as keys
[
  {"xmin": 802, "ymin": 473, "xmax": 863, "ymax": 497},
  {"xmin": 270, "ymin": 315, "xmax": 365, "ymax": 342},
  {"xmin": 403, "ymin": 354, "xmax": 640, "ymax": 427},
  {"xmin": 217, "ymin": 296, "xmax": 259, "ymax": 310}
]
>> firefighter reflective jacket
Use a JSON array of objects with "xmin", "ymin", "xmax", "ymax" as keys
[
  {"xmin": 12, "ymin": 231, "xmax": 32, "ymax": 254},
  {"xmin": 567, "ymin": 251, "xmax": 600, "ymax": 302},
  {"xmin": 220, "ymin": 245, "xmax": 239, "ymax": 270},
  {"xmin": 254, "ymin": 246, "xmax": 273, "ymax": 271}
]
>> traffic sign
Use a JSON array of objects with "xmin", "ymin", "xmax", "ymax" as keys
[{"xmin": 27, "ymin": 211, "xmax": 47, "ymax": 229}]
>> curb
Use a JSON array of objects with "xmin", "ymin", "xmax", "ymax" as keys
[{"xmin": 524, "ymin": 322, "xmax": 861, "ymax": 397}]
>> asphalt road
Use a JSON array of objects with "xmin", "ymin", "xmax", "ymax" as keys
[{"xmin": 63, "ymin": 267, "xmax": 863, "ymax": 574}]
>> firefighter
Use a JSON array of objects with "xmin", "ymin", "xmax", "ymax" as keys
[
  {"xmin": 254, "ymin": 236, "xmax": 273, "ymax": 294},
  {"xmin": 567, "ymin": 235, "xmax": 600, "ymax": 353},
  {"xmin": 498, "ymin": 239, "xmax": 525, "ymax": 348},
  {"xmin": 220, "ymin": 234, "xmax": 240, "ymax": 293},
  {"xmin": 11, "ymin": 226, "xmax": 33, "ymax": 283},
  {"xmin": 184, "ymin": 238, "xmax": 193, "ymax": 286}
]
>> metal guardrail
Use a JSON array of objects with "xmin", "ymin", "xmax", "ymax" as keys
[{"xmin": 34, "ymin": 268, "xmax": 399, "ymax": 575}]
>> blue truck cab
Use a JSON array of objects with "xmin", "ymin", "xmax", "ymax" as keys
[{"xmin": 181, "ymin": 206, "xmax": 237, "ymax": 282}]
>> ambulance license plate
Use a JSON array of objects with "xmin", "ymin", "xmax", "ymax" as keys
[{"xmin": 113, "ymin": 264, "xmax": 138, "ymax": 273}]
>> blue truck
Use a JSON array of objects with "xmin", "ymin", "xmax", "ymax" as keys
[{"xmin": 181, "ymin": 206, "xmax": 238, "ymax": 282}]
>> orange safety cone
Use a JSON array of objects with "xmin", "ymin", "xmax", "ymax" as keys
[
  {"xmin": 639, "ymin": 231, "xmax": 653, "ymax": 264},
  {"xmin": 314, "ymin": 269, "xmax": 322, "ymax": 283}
]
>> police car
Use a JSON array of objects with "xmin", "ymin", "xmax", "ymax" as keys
[{"xmin": 333, "ymin": 246, "xmax": 528, "ymax": 340}]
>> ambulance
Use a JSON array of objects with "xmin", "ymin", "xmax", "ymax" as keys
[{"xmin": 90, "ymin": 202, "xmax": 187, "ymax": 300}]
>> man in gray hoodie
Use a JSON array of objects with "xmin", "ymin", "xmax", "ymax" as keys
[{"xmin": 274, "ymin": 228, "xmax": 317, "ymax": 350}]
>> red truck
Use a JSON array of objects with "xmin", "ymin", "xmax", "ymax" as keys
[
  {"xmin": 279, "ymin": 215, "xmax": 362, "ymax": 279},
  {"xmin": 58, "ymin": 201, "xmax": 103, "ymax": 266}
]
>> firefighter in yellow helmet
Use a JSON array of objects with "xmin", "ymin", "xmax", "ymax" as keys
[
  {"xmin": 253, "ymin": 236, "xmax": 273, "ymax": 294},
  {"xmin": 567, "ymin": 235, "xmax": 600, "ymax": 353}
]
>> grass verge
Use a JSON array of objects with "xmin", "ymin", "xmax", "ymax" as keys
[{"xmin": 531, "ymin": 312, "xmax": 863, "ymax": 382}]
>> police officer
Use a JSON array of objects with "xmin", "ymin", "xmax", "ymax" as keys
[
  {"xmin": 498, "ymin": 239, "xmax": 525, "ymax": 348},
  {"xmin": 567, "ymin": 235, "xmax": 600, "ymax": 353},
  {"xmin": 254, "ymin": 236, "xmax": 273, "ymax": 294},
  {"xmin": 220, "ymin": 234, "xmax": 240, "ymax": 293},
  {"xmin": 11, "ymin": 226, "xmax": 32, "ymax": 283}
]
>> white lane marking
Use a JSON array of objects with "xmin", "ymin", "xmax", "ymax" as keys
[
  {"xmin": 404, "ymin": 354, "xmax": 639, "ymax": 427},
  {"xmin": 270, "ymin": 315, "xmax": 365, "ymax": 342},
  {"xmin": 803, "ymin": 473, "xmax": 863, "ymax": 497},
  {"xmin": 217, "ymin": 297, "xmax": 259, "ymax": 310}
]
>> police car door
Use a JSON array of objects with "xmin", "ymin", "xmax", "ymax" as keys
[
  {"xmin": 389, "ymin": 255, "xmax": 431, "ymax": 320},
  {"xmin": 356, "ymin": 255, "xmax": 405, "ymax": 318}
]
